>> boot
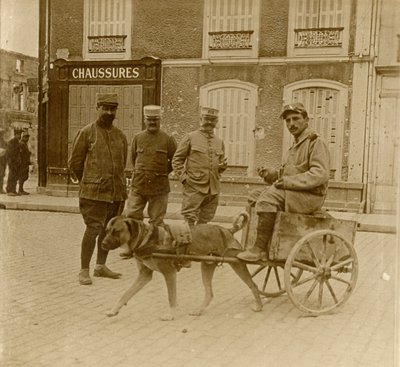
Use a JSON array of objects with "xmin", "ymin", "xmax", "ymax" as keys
[
  {"xmin": 237, "ymin": 212, "xmax": 276, "ymax": 262},
  {"xmin": 93, "ymin": 265, "xmax": 122, "ymax": 279},
  {"xmin": 79, "ymin": 269, "xmax": 92, "ymax": 285}
]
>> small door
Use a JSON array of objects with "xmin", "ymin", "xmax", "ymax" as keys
[
  {"xmin": 370, "ymin": 75, "xmax": 399, "ymax": 213},
  {"xmin": 68, "ymin": 84, "xmax": 142, "ymax": 170}
]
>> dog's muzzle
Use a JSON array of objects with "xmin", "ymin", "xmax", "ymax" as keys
[{"xmin": 102, "ymin": 235, "xmax": 122, "ymax": 251}]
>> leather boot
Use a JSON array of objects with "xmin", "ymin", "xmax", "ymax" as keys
[{"xmin": 237, "ymin": 212, "xmax": 276, "ymax": 262}]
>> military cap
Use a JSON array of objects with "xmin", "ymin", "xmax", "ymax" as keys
[
  {"xmin": 96, "ymin": 93, "xmax": 119, "ymax": 106},
  {"xmin": 201, "ymin": 106, "xmax": 219, "ymax": 120},
  {"xmin": 280, "ymin": 102, "xmax": 307, "ymax": 119},
  {"xmin": 143, "ymin": 105, "xmax": 162, "ymax": 119}
]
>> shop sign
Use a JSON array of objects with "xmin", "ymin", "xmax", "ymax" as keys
[{"xmin": 71, "ymin": 66, "xmax": 141, "ymax": 80}]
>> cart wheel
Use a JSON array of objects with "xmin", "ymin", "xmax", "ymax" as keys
[
  {"xmin": 250, "ymin": 261, "xmax": 303, "ymax": 297},
  {"xmin": 284, "ymin": 229, "xmax": 358, "ymax": 315}
]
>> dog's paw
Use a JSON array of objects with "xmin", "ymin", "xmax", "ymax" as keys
[
  {"xmin": 252, "ymin": 304, "xmax": 263, "ymax": 313},
  {"xmin": 189, "ymin": 309, "xmax": 203, "ymax": 317},
  {"xmin": 160, "ymin": 313, "xmax": 175, "ymax": 321},
  {"xmin": 106, "ymin": 310, "xmax": 119, "ymax": 317}
]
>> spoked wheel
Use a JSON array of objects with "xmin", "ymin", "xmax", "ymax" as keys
[
  {"xmin": 284, "ymin": 229, "xmax": 358, "ymax": 315},
  {"xmin": 250, "ymin": 261, "xmax": 303, "ymax": 297}
]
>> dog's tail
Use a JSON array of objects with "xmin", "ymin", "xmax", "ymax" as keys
[{"xmin": 229, "ymin": 211, "xmax": 249, "ymax": 234}]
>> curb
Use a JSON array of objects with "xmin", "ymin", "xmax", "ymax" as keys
[{"xmin": 0, "ymin": 200, "xmax": 396, "ymax": 234}]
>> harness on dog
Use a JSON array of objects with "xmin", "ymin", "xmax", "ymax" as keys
[{"xmin": 130, "ymin": 222, "xmax": 192, "ymax": 268}]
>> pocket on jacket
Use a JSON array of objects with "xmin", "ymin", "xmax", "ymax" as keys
[{"xmin": 188, "ymin": 170, "xmax": 205, "ymax": 180}]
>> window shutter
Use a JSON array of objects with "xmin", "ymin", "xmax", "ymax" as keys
[
  {"xmin": 292, "ymin": 87, "xmax": 342, "ymax": 180},
  {"xmin": 210, "ymin": 0, "xmax": 253, "ymax": 31},
  {"xmin": 89, "ymin": 0, "xmax": 126, "ymax": 36}
]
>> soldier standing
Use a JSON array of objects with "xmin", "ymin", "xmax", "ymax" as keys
[
  {"xmin": 172, "ymin": 107, "xmax": 228, "ymax": 227},
  {"xmin": 69, "ymin": 93, "xmax": 128, "ymax": 285},
  {"xmin": 124, "ymin": 105, "xmax": 177, "ymax": 226}
]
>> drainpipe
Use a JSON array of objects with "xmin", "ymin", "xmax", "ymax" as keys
[{"xmin": 361, "ymin": 0, "xmax": 380, "ymax": 214}]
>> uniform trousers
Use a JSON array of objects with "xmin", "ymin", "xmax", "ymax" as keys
[
  {"xmin": 124, "ymin": 191, "xmax": 169, "ymax": 226},
  {"xmin": 79, "ymin": 198, "xmax": 124, "ymax": 269},
  {"xmin": 181, "ymin": 183, "xmax": 219, "ymax": 224}
]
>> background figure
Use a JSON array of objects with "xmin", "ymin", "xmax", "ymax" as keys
[
  {"xmin": 237, "ymin": 102, "xmax": 330, "ymax": 262},
  {"xmin": 172, "ymin": 107, "xmax": 228, "ymax": 227},
  {"xmin": 69, "ymin": 93, "xmax": 128, "ymax": 285},
  {"xmin": 0, "ymin": 128, "xmax": 7, "ymax": 194},
  {"xmin": 6, "ymin": 129, "xmax": 22, "ymax": 196},
  {"xmin": 18, "ymin": 131, "xmax": 31, "ymax": 195},
  {"xmin": 124, "ymin": 105, "xmax": 177, "ymax": 227}
]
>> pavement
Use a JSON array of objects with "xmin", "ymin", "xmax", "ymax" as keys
[
  {"xmin": 0, "ymin": 176, "xmax": 398, "ymax": 367},
  {"xmin": 0, "ymin": 175, "xmax": 398, "ymax": 234}
]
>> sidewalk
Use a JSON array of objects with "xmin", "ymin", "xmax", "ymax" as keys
[{"xmin": 0, "ymin": 176, "xmax": 397, "ymax": 234}]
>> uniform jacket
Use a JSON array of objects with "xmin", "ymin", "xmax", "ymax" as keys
[
  {"xmin": 277, "ymin": 128, "xmax": 330, "ymax": 213},
  {"xmin": 68, "ymin": 121, "xmax": 128, "ymax": 202},
  {"xmin": 172, "ymin": 130, "xmax": 226, "ymax": 195},
  {"xmin": 131, "ymin": 130, "xmax": 177, "ymax": 195}
]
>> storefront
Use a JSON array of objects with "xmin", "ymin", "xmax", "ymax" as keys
[{"xmin": 41, "ymin": 56, "xmax": 161, "ymax": 195}]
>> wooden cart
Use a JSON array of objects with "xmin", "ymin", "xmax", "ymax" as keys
[
  {"xmin": 242, "ymin": 210, "xmax": 358, "ymax": 315},
  {"xmin": 152, "ymin": 210, "xmax": 358, "ymax": 316}
]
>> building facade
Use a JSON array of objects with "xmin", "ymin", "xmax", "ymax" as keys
[
  {"xmin": 0, "ymin": 49, "xmax": 38, "ymax": 170},
  {"xmin": 38, "ymin": 0, "xmax": 399, "ymax": 213}
]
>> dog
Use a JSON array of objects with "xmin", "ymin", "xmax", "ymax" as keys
[{"xmin": 102, "ymin": 212, "xmax": 263, "ymax": 321}]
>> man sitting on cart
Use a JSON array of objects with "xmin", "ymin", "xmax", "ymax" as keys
[{"xmin": 237, "ymin": 102, "xmax": 330, "ymax": 262}]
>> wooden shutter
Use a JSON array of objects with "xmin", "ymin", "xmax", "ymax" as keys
[
  {"xmin": 89, "ymin": 0, "xmax": 126, "ymax": 36},
  {"xmin": 210, "ymin": 0, "xmax": 253, "ymax": 31},
  {"xmin": 291, "ymin": 87, "xmax": 342, "ymax": 180},
  {"xmin": 206, "ymin": 86, "xmax": 253, "ymax": 167},
  {"xmin": 68, "ymin": 84, "xmax": 142, "ymax": 170},
  {"xmin": 296, "ymin": 0, "xmax": 343, "ymax": 28}
]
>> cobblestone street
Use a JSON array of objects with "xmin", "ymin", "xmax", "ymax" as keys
[{"xmin": 0, "ymin": 210, "xmax": 397, "ymax": 367}]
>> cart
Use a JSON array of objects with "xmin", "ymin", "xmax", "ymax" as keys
[{"xmin": 151, "ymin": 210, "xmax": 358, "ymax": 316}]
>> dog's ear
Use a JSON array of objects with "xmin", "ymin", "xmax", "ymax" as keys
[
  {"xmin": 122, "ymin": 219, "xmax": 146, "ymax": 249},
  {"xmin": 106, "ymin": 216, "xmax": 119, "ymax": 230}
]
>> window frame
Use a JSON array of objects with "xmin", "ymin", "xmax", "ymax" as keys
[
  {"xmin": 202, "ymin": 0, "xmax": 260, "ymax": 59},
  {"xmin": 83, "ymin": 0, "xmax": 132, "ymax": 60},
  {"xmin": 287, "ymin": 0, "xmax": 351, "ymax": 57}
]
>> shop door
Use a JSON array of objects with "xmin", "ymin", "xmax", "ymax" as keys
[
  {"xmin": 68, "ymin": 84, "xmax": 142, "ymax": 170},
  {"xmin": 370, "ymin": 75, "xmax": 399, "ymax": 213}
]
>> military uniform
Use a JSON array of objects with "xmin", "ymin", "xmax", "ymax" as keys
[
  {"xmin": 255, "ymin": 127, "xmax": 330, "ymax": 214},
  {"xmin": 69, "ymin": 93, "xmax": 127, "ymax": 284},
  {"xmin": 124, "ymin": 105, "xmax": 177, "ymax": 225},
  {"xmin": 172, "ymin": 107, "xmax": 227, "ymax": 225},
  {"xmin": 238, "ymin": 102, "xmax": 330, "ymax": 263}
]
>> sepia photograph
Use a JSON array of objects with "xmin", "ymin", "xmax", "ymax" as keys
[{"xmin": 0, "ymin": 0, "xmax": 399, "ymax": 366}]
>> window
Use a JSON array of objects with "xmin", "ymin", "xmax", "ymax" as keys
[
  {"xmin": 203, "ymin": 0, "xmax": 260, "ymax": 59},
  {"xmin": 13, "ymin": 84, "xmax": 26, "ymax": 111},
  {"xmin": 16, "ymin": 59, "xmax": 24, "ymax": 73},
  {"xmin": 287, "ymin": 0, "xmax": 350, "ymax": 56},
  {"xmin": 83, "ymin": 0, "xmax": 132, "ymax": 60},
  {"xmin": 282, "ymin": 80, "xmax": 348, "ymax": 181},
  {"xmin": 200, "ymin": 80, "xmax": 258, "ymax": 174}
]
